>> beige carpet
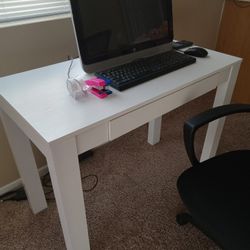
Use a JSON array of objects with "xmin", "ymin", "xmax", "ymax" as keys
[{"xmin": 1, "ymin": 91, "xmax": 250, "ymax": 250}]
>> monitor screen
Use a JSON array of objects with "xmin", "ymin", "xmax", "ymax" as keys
[{"xmin": 70, "ymin": 0, "xmax": 173, "ymax": 73}]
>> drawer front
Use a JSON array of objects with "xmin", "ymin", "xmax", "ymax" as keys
[
  {"xmin": 76, "ymin": 123, "xmax": 108, "ymax": 154},
  {"xmin": 109, "ymin": 71, "xmax": 227, "ymax": 140}
]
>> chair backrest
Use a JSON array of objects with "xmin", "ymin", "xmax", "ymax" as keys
[{"xmin": 183, "ymin": 104, "xmax": 250, "ymax": 166}]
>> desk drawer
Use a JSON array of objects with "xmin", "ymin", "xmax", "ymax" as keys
[
  {"xmin": 76, "ymin": 123, "xmax": 108, "ymax": 154},
  {"xmin": 109, "ymin": 71, "xmax": 228, "ymax": 140}
]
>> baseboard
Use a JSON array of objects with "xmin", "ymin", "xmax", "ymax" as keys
[{"xmin": 0, "ymin": 165, "xmax": 48, "ymax": 196}]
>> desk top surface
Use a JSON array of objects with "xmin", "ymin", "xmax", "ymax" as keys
[{"xmin": 0, "ymin": 49, "xmax": 241, "ymax": 143}]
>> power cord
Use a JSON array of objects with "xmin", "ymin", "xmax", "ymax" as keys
[
  {"xmin": 0, "ymin": 173, "xmax": 98, "ymax": 202},
  {"xmin": 67, "ymin": 56, "xmax": 74, "ymax": 79},
  {"xmin": 0, "ymin": 188, "xmax": 27, "ymax": 202},
  {"xmin": 0, "ymin": 150, "xmax": 98, "ymax": 202},
  {"xmin": 42, "ymin": 172, "xmax": 98, "ymax": 194}
]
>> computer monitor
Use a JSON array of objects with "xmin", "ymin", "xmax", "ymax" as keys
[{"xmin": 69, "ymin": 0, "xmax": 173, "ymax": 73}]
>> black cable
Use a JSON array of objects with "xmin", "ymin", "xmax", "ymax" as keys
[
  {"xmin": 42, "ymin": 172, "xmax": 52, "ymax": 188},
  {"xmin": 0, "ymin": 188, "xmax": 27, "ymax": 202},
  {"xmin": 233, "ymin": 0, "xmax": 250, "ymax": 8},
  {"xmin": 81, "ymin": 174, "xmax": 99, "ymax": 192},
  {"xmin": 1, "ymin": 150, "xmax": 96, "ymax": 202},
  {"xmin": 1, "ymin": 173, "xmax": 98, "ymax": 202},
  {"xmin": 41, "ymin": 172, "xmax": 98, "ymax": 201}
]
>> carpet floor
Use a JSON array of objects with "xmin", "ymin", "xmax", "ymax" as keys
[{"xmin": 1, "ymin": 91, "xmax": 250, "ymax": 250}]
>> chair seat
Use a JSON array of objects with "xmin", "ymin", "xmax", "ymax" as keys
[{"xmin": 177, "ymin": 150, "xmax": 250, "ymax": 250}]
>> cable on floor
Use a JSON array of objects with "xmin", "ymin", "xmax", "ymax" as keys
[
  {"xmin": 0, "ymin": 150, "xmax": 96, "ymax": 202},
  {"xmin": 0, "ymin": 172, "xmax": 98, "ymax": 202}
]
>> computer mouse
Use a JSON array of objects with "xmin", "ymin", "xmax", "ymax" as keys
[{"xmin": 184, "ymin": 47, "xmax": 208, "ymax": 58}]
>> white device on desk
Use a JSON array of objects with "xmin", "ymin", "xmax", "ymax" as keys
[{"xmin": 66, "ymin": 59, "xmax": 89, "ymax": 99}]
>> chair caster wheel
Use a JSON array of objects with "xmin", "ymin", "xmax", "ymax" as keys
[{"xmin": 176, "ymin": 213, "xmax": 191, "ymax": 225}]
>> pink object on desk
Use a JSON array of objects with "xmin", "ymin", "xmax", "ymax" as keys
[
  {"xmin": 85, "ymin": 78, "xmax": 106, "ymax": 87},
  {"xmin": 90, "ymin": 87, "xmax": 108, "ymax": 99},
  {"xmin": 85, "ymin": 77, "xmax": 112, "ymax": 99}
]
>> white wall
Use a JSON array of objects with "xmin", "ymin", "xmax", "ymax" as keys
[
  {"xmin": 173, "ymin": 0, "xmax": 224, "ymax": 49},
  {"xmin": 0, "ymin": 17, "xmax": 78, "ymax": 77},
  {"xmin": 0, "ymin": 17, "xmax": 79, "ymax": 188}
]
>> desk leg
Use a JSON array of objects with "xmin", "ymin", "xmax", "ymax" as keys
[
  {"xmin": 0, "ymin": 110, "xmax": 47, "ymax": 214},
  {"xmin": 200, "ymin": 62, "xmax": 241, "ymax": 161},
  {"xmin": 46, "ymin": 137, "xmax": 90, "ymax": 250},
  {"xmin": 148, "ymin": 116, "xmax": 162, "ymax": 145}
]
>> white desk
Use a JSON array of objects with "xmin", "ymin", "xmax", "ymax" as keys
[{"xmin": 0, "ymin": 49, "xmax": 241, "ymax": 250}]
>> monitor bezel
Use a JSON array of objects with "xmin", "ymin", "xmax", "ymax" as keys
[{"xmin": 69, "ymin": 0, "xmax": 174, "ymax": 73}]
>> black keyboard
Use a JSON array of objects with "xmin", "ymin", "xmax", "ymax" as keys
[{"xmin": 95, "ymin": 50, "xmax": 196, "ymax": 91}]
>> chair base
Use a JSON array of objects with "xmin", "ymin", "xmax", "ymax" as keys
[{"xmin": 176, "ymin": 212, "xmax": 192, "ymax": 225}]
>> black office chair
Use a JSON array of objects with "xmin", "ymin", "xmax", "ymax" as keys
[{"xmin": 176, "ymin": 104, "xmax": 250, "ymax": 250}]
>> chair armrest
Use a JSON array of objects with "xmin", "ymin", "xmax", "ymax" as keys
[{"xmin": 184, "ymin": 104, "xmax": 250, "ymax": 166}]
